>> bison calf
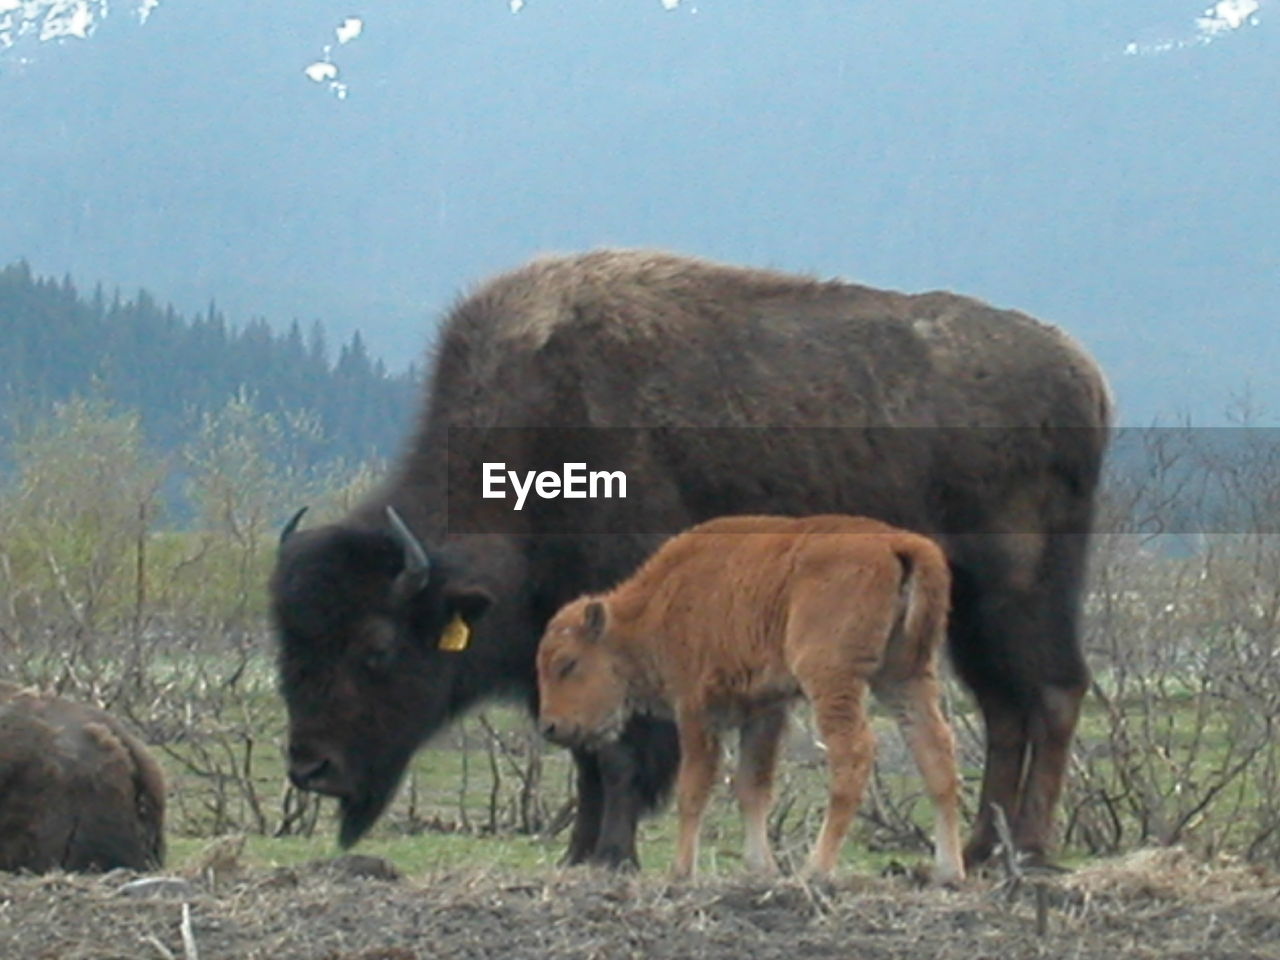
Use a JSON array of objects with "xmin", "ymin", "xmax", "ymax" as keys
[
  {"xmin": 0, "ymin": 682, "xmax": 166, "ymax": 873},
  {"xmin": 537, "ymin": 515, "xmax": 964, "ymax": 883}
]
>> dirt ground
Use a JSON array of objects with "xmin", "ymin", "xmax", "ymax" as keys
[{"xmin": 2, "ymin": 847, "xmax": 1278, "ymax": 960}]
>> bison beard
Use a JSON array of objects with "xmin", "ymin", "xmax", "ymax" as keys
[
  {"xmin": 337, "ymin": 761, "xmax": 410, "ymax": 850},
  {"xmin": 269, "ymin": 248, "xmax": 1111, "ymax": 869}
]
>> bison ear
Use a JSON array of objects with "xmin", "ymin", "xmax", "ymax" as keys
[
  {"xmin": 583, "ymin": 601, "xmax": 607, "ymax": 642},
  {"xmin": 446, "ymin": 587, "xmax": 494, "ymax": 625}
]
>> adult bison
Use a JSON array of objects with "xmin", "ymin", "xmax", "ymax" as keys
[
  {"xmin": 0, "ymin": 682, "xmax": 166, "ymax": 873},
  {"xmin": 271, "ymin": 248, "xmax": 1111, "ymax": 869}
]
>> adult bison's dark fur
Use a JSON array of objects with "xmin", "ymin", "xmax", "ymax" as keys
[
  {"xmin": 271, "ymin": 249, "xmax": 1111, "ymax": 868},
  {"xmin": 0, "ymin": 682, "xmax": 166, "ymax": 873}
]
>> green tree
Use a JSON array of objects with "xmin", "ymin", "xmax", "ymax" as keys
[{"xmin": 0, "ymin": 396, "xmax": 164, "ymax": 647}]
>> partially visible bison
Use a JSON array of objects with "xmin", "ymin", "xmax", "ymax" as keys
[
  {"xmin": 271, "ymin": 248, "xmax": 1111, "ymax": 869},
  {"xmin": 0, "ymin": 682, "xmax": 166, "ymax": 873},
  {"xmin": 537, "ymin": 514, "xmax": 965, "ymax": 883}
]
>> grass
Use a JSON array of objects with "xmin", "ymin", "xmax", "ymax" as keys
[
  {"xmin": 155, "ymin": 693, "xmax": 961, "ymax": 882},
  {"xmin": 17, "ymin": 643, "xmax": 1280, "ymax": 880},
  {"xmin": 166, "ymin": 830, "xmax": 565, "ymax": 876}
]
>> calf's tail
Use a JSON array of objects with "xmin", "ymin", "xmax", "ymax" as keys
[{"xmin": 894, "ymin": 536, "xmax": 952, "ymax": 671}]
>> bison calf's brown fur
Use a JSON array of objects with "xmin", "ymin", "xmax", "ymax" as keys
[
  {"xmin": 537, "ymin": 515, "xmax": 965, "ymax": 883},
  {"xmin": 0, "ymin": 682, "xmax": 166, "ymax": 874}
]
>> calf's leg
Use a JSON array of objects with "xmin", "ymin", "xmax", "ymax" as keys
[
  {"xmin": 733, "ymin": 705, "xmax": 788, "ymax": 876},
  {"xmin": 672, "ymin": 713, "xmax": 721, "ymax": 881},
  {"xmin": 804, "ymin": 679, "xmax": 875, "ymax": 878},
  {"xmin": 876, "ymin": 672, "xmax": 965, "ymax": 884}
]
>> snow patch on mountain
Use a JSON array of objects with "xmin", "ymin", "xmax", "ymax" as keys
[
  {"xmin": 304, "ymin": 15, "xmax": 364, "ymax": 101},
  {"xmin": 1125, "ymin": 0, "xmax": 1262, "ymax": 56}
]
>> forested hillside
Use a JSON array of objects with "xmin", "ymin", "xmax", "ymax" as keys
[{"xmin": 0, "ymin": 260, "xmax": 420, "ymax": 467}]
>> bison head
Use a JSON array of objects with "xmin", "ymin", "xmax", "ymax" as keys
[
  {"xmin": 536, "ymin": 598, "xmax": 631, "ymax": 749},
  {"xmin": 270, "ymin": 507, "xmax": 495, "ymax": 848}
]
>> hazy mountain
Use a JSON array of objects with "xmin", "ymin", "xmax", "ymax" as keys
[{"xmin": 2, "ymin": 1, "xmax": 1276, "ymax": 426}]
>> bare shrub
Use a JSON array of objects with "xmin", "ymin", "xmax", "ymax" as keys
[
  {"xmin": 0, "ymin": 396, "xmax": 382, "ymax": 841},
  {"xmin": 1063, "ymin": 425, "xmax": 1280, "ymax": 863},
  {"xmin": 4, "ymin": 399, "xmax": 1280, "ymax": 871}
]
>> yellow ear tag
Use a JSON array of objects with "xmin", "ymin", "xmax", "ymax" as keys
[{"xmin": 439, "ymin": 613, "xmax": 470, "ymax": 652}]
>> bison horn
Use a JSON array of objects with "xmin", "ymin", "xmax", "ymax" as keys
[
  {"xmin": 280, "ymin": 507, "xmax": 309, "ymax": 545},
  {"xmin": 386, "ymin": 506, "xmax": 431, "ymax": 591}
]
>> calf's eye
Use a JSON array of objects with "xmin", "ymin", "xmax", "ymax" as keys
[{"xmin": 557, "ymin": 658, "xmax": 577, "ymax": 680}]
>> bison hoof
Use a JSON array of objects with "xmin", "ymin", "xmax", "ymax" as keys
[
  {"xmin": 558, "ymin": 849, "xmax": 590, "ymax": 868},
  {"xmin": 962, "ymin": 839, "xmax": 996, "ymax": 870},
  {"xmin": 588, "ymin": 845, "xmax": 640, "ymax": 872},
  {"xmin": 962, "ymin": 840, "xmax": 1069, "ymax": 877},
  {"xmin": 1018, "ymin": 852, "xmax": 1072, "ymax": 875},
  {"xmin": 557, "ymin": 837, "xmax": 599, "ymax": 868}
]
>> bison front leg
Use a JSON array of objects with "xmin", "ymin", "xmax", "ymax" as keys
[
  {"xmin": 573, "ymin": 715, "xmax": 680, "ymax": 870},
  {"xmin": 562, "ymin": 747, "xmax": 644, "ymax": 871},
  {"xmin": 561, "ymin": 748, "xmax": 605, "ymax": 867},
  {"xmin": 672, "ymin": 714, "xmax": 721, "ymax": 881},
  {"xmin": 590, "ymin": 741, "xmax": 644, "ymax": 870}
]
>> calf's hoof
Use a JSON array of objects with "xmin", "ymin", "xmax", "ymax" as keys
[
  {"xmin": 797, "ymin": 864, "xmax": 836, "ymax": 886},
  {"xmin": 931, "ymin": 865, "xmax": 966, "ymax": 889}
]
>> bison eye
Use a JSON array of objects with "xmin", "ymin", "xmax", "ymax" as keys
[
  {"xmin": 359, "ymin": 620, "xmax": 398, "ymax": 675},
  {"xmin": 556, "ymin": 658, "xmax": 577, "ymax": 680},
  {"xmin": 363, "ymin": 645, "xmax": 397, "ymax": 674}
]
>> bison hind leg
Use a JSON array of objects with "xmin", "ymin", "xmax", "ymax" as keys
[{"xmin": 949, "ymin": 532, "xmax": 1091, "ymax": 870}]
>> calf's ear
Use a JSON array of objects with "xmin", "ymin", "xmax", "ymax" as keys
[{"xmin": 583, "ymin": 601, "xmax": 607, "ymax": 642}]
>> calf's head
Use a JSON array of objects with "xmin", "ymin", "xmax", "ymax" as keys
[
  {"xmin": 270, "ymin": 507, "xmax": 493, "ymax": 848},
  {"xmin": 536, "ymin": 598, "xmax": 630, "ymax": 748}
]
